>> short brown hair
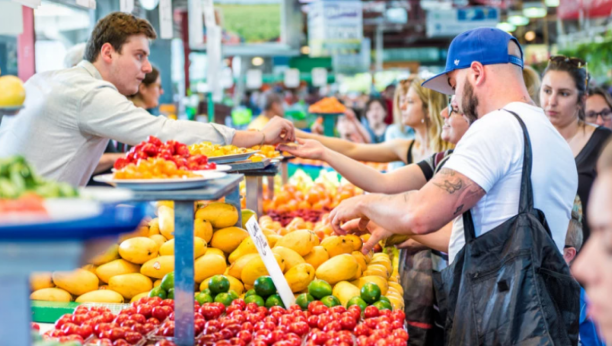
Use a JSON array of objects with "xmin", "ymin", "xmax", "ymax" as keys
[{"xmin": 85, "ymin": 12, "xmax": 157, "ymax": 63}]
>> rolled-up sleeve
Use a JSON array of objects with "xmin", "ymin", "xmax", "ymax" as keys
[{"xmin": 77, "ymin": 85, "xmax": 235, "ymax": 145}]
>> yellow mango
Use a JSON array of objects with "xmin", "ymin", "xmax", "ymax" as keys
[
  {"xmin": 228, "ymin": 253, "xmax": 259, "ymax": 279},
  {"xmin": 52, "ymin": 269, "xmax": 99, "ymax": 296},
  {"xmin": 90, "ymin": 244, "xmax": 120, "ymax": 266},
  {"xmin": 154, "ymin": 279, "xmax": 161, "ymax": 288},
  {"xmin": 30, "ymin": 288, "xmax": 72, "ymax": 302},
  {"xmin": 284, "ymin": 263, "xmax": 315, "ymax": 293},
  {"xmin": 149, "ymin": 234, "xmax": 167, "ymax": 248},
  {"xmin": 344, "ymin": 234, "xmax": 363, "ymax": 252},
  {"xmin": 370, "ymin": 258, "xmax": 392, "ymax": 274},
  {"xmin": 206, "ymin": 248, "xmax": 226, "ymax": 260},
  {"xmin": 140, "ymin": 256, "xmax": 175, "ymax": 279},
  {"xmin": 195, "ymin": 219, "xmax": 213, "ymax": 243},
  {"xmin": 304, "ymin": 246, "xmax": 329, "ymax": 270},
  {"xmin": 332, "ymin": 281, "xmax": 361, "ymax": 307},
  {"xmin": 131, "ymin": 292, "xmax": 149, "ymax": 304},
  {"xmin": 266, "ymin": 234, "xmax": 282, "ymax": 247},
  {"xmin": 109, "ymin": 273, "xmax": 153, "ymax": 299},
  {"xmin": 82, "ymin": 264, "xmax": 97, "ymax": 275},
  {"xmin": 388, "ymin": 282, "xmax": 404, "ymax": 295},
  {"xmin": 366, "ymin": 264, "xmax": 390, "ymax": 278},
  {"xmin": 241, "ymin": 254, "xmax": 284, "ymax": 286},
  {"xmin": 210, "ymin": 227, "xmax": 249, "ymax": 254},
  {"xmin": 148, "ymin": 218, "xmax": 160, "ymax": 235},
  {"xmin": 96, "ymin": 259, "xmax": 140, "ymax": 284},
  {"xmin": 76, "ymin": 290, "xmax": 125, "ymax": 303},
  {"xmin": 195, "ymin": 202, "xmax": 239, "ymax": 228},
  {"xmin": 119, "ymin": 237, "xmax": 159, "ymax": 264},
  {"xmin": 350, "ymin": 275, "xmax": 389, "ymax": 295},
  {"xmin": 315, "ymin": 254, "xmax": 359, "ymax": 285},
  {"xmin": 30, "ymin": 272, "xmax": 54, "ymax": 291},
  {"xmin": 194, "ymin": 254, "xmax": 226, "ymax": 283},
  {"xmin": 274, "ymin": 229, "xmax": 317, "ymax": 257},
  {"xmin": 228, "ymin": 237, "xmax": 258, "ymax": 263},
  {"xmin": 321, "ymin": 236, "xmax": 354, "ymax": 258},
  {"xmin": 158, "ymin": 205, "xmax": 174, "ymax": 239},
  {"xmin": 159, "ymin": 237, "xmax": 207, "ymax": 258},
  {"xmin": 351, "ymin": 251, "xmax": 368, "ymax": 272},
  {"xmin": 272, "ymin": 247, "xmax": 305, "ymax": 273}
]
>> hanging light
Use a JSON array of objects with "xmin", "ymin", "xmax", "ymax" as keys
[
  {"xmin": 508, "ymin": 11, "xmax": 530, "ymax": 26},
  {"xmin": 525, "ymin": 31, "xmax": 536, "ymax": 41},
  {"xmin": 523, "ymin": 2, "xmax": 547, "ymax": 18},
  {"xmin": 497, "ymin": 22, "xmax": 517, "ymax": 32},
  {"xmin": 251, "ymin": 57, "xmax": 264, "ymax": 66}
]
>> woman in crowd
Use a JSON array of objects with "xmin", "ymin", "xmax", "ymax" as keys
[
  {"xmin": 385, "ymin": 78, "xmax": 416, "ymax": 170},
  {"xmin": 523, "ymin": 65, "xmax": 541, "ymax": 106},
  {"xmin": 361, "ymin": 97, "xmax": 389, "ymax": 144},
  {"xmin": 586, "ymin": 87, "xmax": 612, "ymax": 130},
  {"xmin": 128, "ymin": 66, "xmax": 164, "ymax": 111},
  {"xmin": 297, "ymin": 77, "xmax": 452, "ymax": 167},
  {"xmin": 540, "ymin": 56, "xmax": 612, "ymax": 240}
]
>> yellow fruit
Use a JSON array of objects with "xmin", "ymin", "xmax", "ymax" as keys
[
  {"xmin": 274, "ymin": 229, "xmax": 317, "ymax": 257},
  {"xmin": 228, "ymin": 253, "xmax": 259, "ymax": 279},
  {"xmin": 76, "ymin": 290, "xmax": 125, "ymax": 303},
  {"xmin": 52, "ymin": 269, "xmax": 99, "ymax": 296},
  {"xmin": 158, "ymin": 205, "xmax": 174, "ymax": 239},
  {"xmin": 272, "ymin": 247, "xmax": 305, "ymax": 273},
  {"xmin": 315, "ymin": 254, "xmax": 359, "ymax": 285},
  {"xmin": 109, "ymin": 273, "xmax": 153, "ymax": 299},
  {"xmin": 241, "ymin": 209, "xmax": 257, "ymax": 228},
  {"xmin": 82, "ymin": 264, "xmax": 97, "ymax": 275},
  {"xmin": 149, "ymin": 234, "xmax": 167, "ymax": 248},
  {"xmin": 351, "ymin": 251, "xmax": 367, "ymax": 272},
  {"xmin": 387, "ymin": 295, "xmax": 404, "ymax": 311},
  {"xmin": 159, "ymin": 237, "xmax": 207, "ymax": 258},
  {"xmin": 149, "ymin": 218, "xmax": 160, "ymax": 235},
  {"xmin": 388, "ymin": 276, "xmax": 399, "ymax": 283},
  {"xmin": 206, "ymin": 248, "xmax": 226, "ymax": 260},
  {"xmin": 321, "ymin": 236, "xmax": 354, "ymax": 258},
  {"xmin": 387, "ymin": 287, "xmax": 401, "ymax": 297},
  {"xmin": 284, "ymin": 263, "xmax": 315, "ymax": 293},
  {"xmin": 195, "ymin": 219, "xmax": 213, "ymax": 243},
  {"xmin": 0, "ymin": 75, "xmax": 25, "ymax": 107},
  {"xmin": 350, "ymin": 276, "xmax": 389, "ymax": 295},
  {"xmin": 332, "ymin": 281, "xmax": 361, "ymax": 307},
  {"xmin": 244, "ymin": 284, "xmax": 253, "ymax": 291},
  {"xmin": 119, "ymin": 237, "xmax": 159, "ymax": 264},
  {"xmin": 364, "ymin": 251, "xmax": 373, "ymax": 264},
  {"xmin": 211, "ymin": 227, "xmax": 249, "ymax": 254},
  {"xmin": 154, "ymin": 279, "xmax": 161, "ymax": 288},
  {"xmin": 304, "ymin": 246, "xmax": 329, "ymax": 270},
  {"xmin": 195, "ymin": 202, "xmax": 239, "ymax": 228},
  {"xmin": 388, "ymin": 282, "xmax": 404, "ymax": 295},
  {"xmin": 194, "ymin": 254, "xmax": 226, "ymax": 283},
  {"xmin": 30, "ymin": 288, "xmax": 72, "ymax": 302},
  {"xmin": 200, "ymin": 275, "xmax": 244, "ymax": 295},
  {"xmin": 366, "ymin": 264, "xmax": 390, "ymax": 278},
  {"xmin": 30, "ymin": 272, "xmax": 54, "ymax": 291},
  {"xmin": 90, "ymin": 244, "xmax": 120, "ymax": 266},
  {"xmin": 370, "ymin": 258, "xmax": 392, "ymax": 274},
  {"xmin": 141, "ymin": 256, "xmax": 175, "ymax": 279},
  {"xmin": 350, "ymin": 265, "xmax": 362, "ymax": 281},
  {"xmin": 241, "ymin": 254, "xmax": 285, "ymax": 286},
  {"xmin": 229, "ymin": 237, "xmax": 258, "ymax": 263},
  {"xmin": 96, "ymin": 259, "xmax": 140, "ymax": 284},
  {"xmin": 131, "ymin": 292, "xmax": 149, "ymax": 303},
  {"xmin": 266, "ymin": 234, "xmax": 282, "ymax": 247},
  {"xmin": 344, "ymin": 234, "xmax": 363, "ymax": 252}
]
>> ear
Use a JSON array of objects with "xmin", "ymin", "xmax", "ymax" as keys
[
  {"xmin": 470, "ymin": 62, "xmax": 486, "ymax": 87},
  {"xmin": 563, "ymin": 247, "xmax": 577, "ymax": 264},
  {"xmin": 99, "ymin": 43, "xmax": 115, "ymax": 64}
]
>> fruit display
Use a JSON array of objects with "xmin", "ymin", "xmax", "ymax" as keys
[
  {"xmin": 0, "ymin": 74, "xmax": 26, "ymax": 108},
  {"xmin": 188, "ymin": 141, "xmax": 283, "ymax": 163},
  {"xmin": 0, "ymin": 156, "xmax": 78, "ymax": 199},
  {"xmin": 308, "ymin": 97, "xmax": 346, "ymax": 114},
  {"xmin": 113, "ymin": 158, "xmax": 199, "ymax": 180},
  {"xmin": 113, "ymin": 136, "xmax": 217, "ymax": 172}
]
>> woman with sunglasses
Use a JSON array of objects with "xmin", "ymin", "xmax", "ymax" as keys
[
  {"xmin": 586, "ymin": 87, "xmax": 612, "ymax": 130},
  {"xmin": 540, "ymin": 56, "xmax": 612, "ymax": 240}
]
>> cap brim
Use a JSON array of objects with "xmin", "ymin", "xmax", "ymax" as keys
[{"xmin": 421, "ymin": 71, "xmax": 455, "ymax": 95}]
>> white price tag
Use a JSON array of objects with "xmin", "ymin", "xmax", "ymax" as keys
[
  {"xmin": 284, "ymin": 68, "xmax": 300, "ymax": 88},
  {"xmin": 159, "ymin": 0, "xmax": 173, "ymax": 39},
  {"xmin": 245, "ymin": 216, "xmax": 295, "ymax": 308},
  {"xmin": 188, "ymin": 0, "xmax": 204, "ymax": 45},
  {"xmin": 311, "ymin": 68, "xmax": 327, "ymax": 87},
  {"xmin": 202, "ymin": 0, "xmax": 216, "ymax": 28},
  {"xmin": 246, "ymin": 69, "xmax": 263, "ymax": 90},
  {"xmin": 120, "ymin": 0, "xmax": 134, "ymax": 13}
]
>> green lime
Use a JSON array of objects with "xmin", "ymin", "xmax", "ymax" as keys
[
  {"xmin": 201, "ymin": 288, "xmax": 211, "ymax": 296},
  {"xmin": 167, "ymin": 288, "xmax": 175, "ymax": 300},
  {"xmin": 347, "ymin": 296, "xmax": 368, "ymax": 310},
  {"xmin": 265, "ymin": 294, "xmax": 285, "ymax": 308},
  {"xmin": 208, "ymin": 275, "xmax": 230, "ymax": 295},
  {"xmin": 254, "ymin": 276, "xmax": 276, "ymax": 298},
  {"xmin": 228, "ymin": 290, "xmax": 239, "ymax": 300},
  {"xmin": 320, "ymin": 295, "xmax": 341, "ymax": 308},
  {"xmin": 195, "ymin": 292, "xmax": 213, "ymax": 305},
  {"xmin": 373, "ymin": 300, "xmax": 392, "ymax": 311},
  {"xmin": 160, "ymin": 272, "xmax": 174, "ymax": 291},
  {"xmin": 245, "ymin": 289, "xmax": 257, "ymax": 298},
  {"xmin": 244, "ymin": 295, "xmax": 265, "ymax": 307},
  {"xmin": 148, "ymin": 286, "xmax": 167, "ymax": 299},
  {"xmin": 360, "ymin": 283, "xmax": 381, "ymax": 304},
  {"xmin": 308, "ymin": 280, "xmax": 332, "ymax": 300},
  {"xmin": 214, "ymin": 292, "xmax": 233, "ymax": 307},
  {"xmin": 379, "ymin": 296, "xmax": 391, "ymax": 305},
  {"xmin": 295, "ymin": 293, "xmax": 315, "ymax": 310}
]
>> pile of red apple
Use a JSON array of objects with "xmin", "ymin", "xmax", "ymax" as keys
[{"xmin": 114, "ymin": 136, "xmax": 216, "ymax": 171}]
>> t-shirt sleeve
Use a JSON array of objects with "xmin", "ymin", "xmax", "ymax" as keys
[
  {"xmin": 78, "ymin": 85, "xmax": 235, "ymax": 146},
  {"xmin": 445, "ymin": 114, "xmax": 521, "ymax": 192},
  {"xmin": 417, "ymin": 153, "xmax": 436, "ymax": 181}
]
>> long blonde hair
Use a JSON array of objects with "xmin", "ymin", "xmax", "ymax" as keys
[
  {"xmin": 410, "ymin": 77, "xmax": 454, "ymax": 152},
  {"xmin": 393, "ymin": 77, "xmax": 415, "ymax": 133}
]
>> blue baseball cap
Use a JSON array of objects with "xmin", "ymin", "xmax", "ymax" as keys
[{"xmin": 422, "ymin": 27, "xmax": 524, "ymax": 95}]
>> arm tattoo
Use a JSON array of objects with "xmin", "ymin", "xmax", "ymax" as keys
[{"xmin": 432, "ymin": 168, "xmax": 486, "ymax": 216}]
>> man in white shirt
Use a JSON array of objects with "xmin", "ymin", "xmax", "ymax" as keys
[
  {"xmin": 0, "ymin": 12, "xmax": 294, "ymax": 186},
  {"xmin": 328, "ymin": 28, "xmax": 577, "ymax": 264}
]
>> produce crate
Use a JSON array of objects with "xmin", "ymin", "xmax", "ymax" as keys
[{"xmin": 31, "ymin": 301, "xmax": 129, "ymax": 323}]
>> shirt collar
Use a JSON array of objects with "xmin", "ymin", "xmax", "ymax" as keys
[{"xmin": 77, "ymin": 60, "xmax": 103, "ymax": 80}]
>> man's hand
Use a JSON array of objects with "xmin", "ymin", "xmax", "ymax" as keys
[
  {"xmin": 262, "ymin": 116, "xmax": 295, "ymax": 144},
  {"xmin": 340, "ymin": 218, "xmax": 394, "ymax": 254},
  {"xmin": 278, "ymin": 139, "xmax": 325, "ymax": 160}
]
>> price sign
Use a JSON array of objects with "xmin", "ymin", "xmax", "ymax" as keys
[
  {"xmin": 159, "ymin": 0, "xmax": 173, "ymax": 39},
  {"xmin": 245, "ymin": 216, "xmax": 295, "ymax": 308},
  {"xmin": 284, "ymin": 68, "xmax": 300, "ymax": 88},
  {"xmin": 312, "ymin": 68, "xmax": 328, "ymax": 87},
  {"xmin": 246, "ymin": 69, "xmax": 263, "ymax": 90}
]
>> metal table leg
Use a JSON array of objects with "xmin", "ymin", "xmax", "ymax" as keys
[
  {"xmin": 245, "ymin": 176, "xmax": 263, "ymax": 217},
  {"xmin": 225, "ymin": 184, "xmax": 242, "ymax": 227},
  {"xmin": 266, "ymin": 176, "xmax": 275, "ymax": 200},
  {"xmin": 280, "ymin": 161, "xmax": 289, "ymax": 185},
  {"xmin": 174, "ymin": 201, "xmax": 195, "ymax": 345}
]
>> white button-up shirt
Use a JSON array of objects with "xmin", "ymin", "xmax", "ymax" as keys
[{"xmin": 0, "ymin": 61, "xmax": 235, "ymax": 186}]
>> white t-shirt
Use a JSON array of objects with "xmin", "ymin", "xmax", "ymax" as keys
[{"xmin": 445, "ymin": 102, "xmax": 578, "ymax": 264}]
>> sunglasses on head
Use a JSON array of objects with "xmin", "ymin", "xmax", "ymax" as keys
[{"xmin": 549, "ymin": 55, "xmax": 587, "ymax": 69}]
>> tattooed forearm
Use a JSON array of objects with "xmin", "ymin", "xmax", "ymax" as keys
[
  {"xmin": 431, "ymin": 168, "xmax": 486, "ymax": 216},
  {"xmin": 432, "ymin": 168, "xmax": 464, "ymax": 194}
]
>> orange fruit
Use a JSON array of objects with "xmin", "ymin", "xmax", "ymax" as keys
[{"xmin": 297, "ymin": 201, "xmax": 311, "ymax": 210}]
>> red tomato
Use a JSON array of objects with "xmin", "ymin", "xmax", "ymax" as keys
[
  {"xmin": 136, "ymin": 305, "xmax": 152, "ymax": 318},
  {"xmin": 121, "ymin": 320, "xmax": 137, "ymax": 329},
  {"xmin": 152, "ymin": 306, "xmax": 173, "ymax": 321},
  {"xmin": 309, "ymin": 303, "xmax": 328, "ymax": 316},
  {"xmin": 142, "ymin": 323, "xmax": 156, "ymax": 334},
  {"xmin": 340, "ymin": 315, "xmax": 357, "ymax": 330},
  {"xmin": 379, "ymin": 309, "xmax": 392, "ymax": 318},
  {"xmin": 232, "ymin": 299, "xmax": 246, "ymax": 310},
  {"xmin": 364, "ymin": 306, "xmax": 380, "ymax": 319},
  {"xmin": 114, "ymin": 314, "xmax": 130, "ymax": 325},
  {"xmin": 161, "ymin": 325, "xmax": 174, "ymax": 337},
  {"xmin": 147, "ymin": 317, "xmax": 161, "ymax": 325},
  {"xmin": 270, "ymin": 306, "xmax": 287, "ymax": 314},
  {"xmin": 130, "ymin": 323, "xmax": 145, "ymax": 335},
  {"xmin": 148, "ymin": 296, "xmax": 163, "ymax": 306},
  {"xmin": 354, "ymin": 324, "xmax": 370, "ymax": 337},
  {"xmin": 102, "ymin": 312, "xmax": 116, "ymax": 323},
  {"xmin": 391, "ymin": 310, "xmax": 406, "ymax": 322},
  {"xmin": 54, "ymin": 315, "xmax": 71, "ymax": 330},
  {"xmin": 75, "ymin": 306, "xmax": 90, "ymax": 314},
  {"xmin": 31, "ymin": 322, "xmax": 40, "ymax": 331},
  {"xmin": 241, "ymin": 321, "xmax": 254, "ymax": 332},
  {"xmin": 160, "ymin": 299, "xmax": 174, "ymax": 308},
  {"xmin": 195, "ymin": 319, "xmax": 206, "ymax": 335},
  {"xmin": 323, "ymin": 320, "xmax": 342, "ymax": 332},
  {"xmin": 237, "ymin": 330, "xmax": 252, "ymax": 344},
  {"xmin": 124, "ymin": 331, "xmax": 143, "ymax": 344},
  {"xmin": 246, "ymin": 302, "xmax": 259, "ymax": 313},
  {"xmin": 112, "ymin": 339, "xmax": 130, "ymax": 346},
  {"xmin": 330, "ymin": 306, "xmax": 346, "ymax": 314},
  {"xmin": 229, "ymin": 337, "xmax": 246, "ymax": 346},
  {"xmin": 257, "ymin": 306, "xmax": 268, "ymax": 315},
  {"xmin": 271, "ymin": 311, "xmax": 283, "ymax": 321},
  {"xmin": 317, "ymin": 314, "xmax": 333, "ymax": 330},
  {"xmin": 310, "ymin": 329, "xmax": 330, "ymax": 345},
  {"xmin": 377, "ymin": 321, "xmax": 392, "ymax": 331},
  {"xmin": 226, "ymin": 305, "xmax": 241, "ymax": 315},
  {"xmin": 290, "ymin": 321, "xmax": 309, "ymax": 336},
  {"xmin": 220, "ymin": 328, "xmax": 234, "ymax": 340},
  {"xmin": 288, "ymin": 304, "xmax": 302, "ymax": 313},
  {"xmin": 293, "ymin": 315, "xmax": 307, "ymax": 324},
  {"xmin": 76, "ymin": 324, "xmax": 93, "ymax": 339},
  {"xmin": 61, "ymin": 322, "xmax": 80, "ymax": 335},
  {"xmin": 335, "ymin": 331, "xmax": 353, "ymax": 344}
]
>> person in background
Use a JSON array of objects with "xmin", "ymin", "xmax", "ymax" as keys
[
  {"xmin": 128, "ymin": 66, "xmax": 163, "ymax": 111},
  {"xmin": 361, "ymin": 98, "xmax": 388, "ymax": 144},
  {"xmin": 540, "ymin": 56, "xmax": 612, "ymax": 240},
  {"xmin": 523, "ymin": 65, "xmax": 541, "ymax": 106},
  {"xmin": 586, "ymin": 87, "xmax": 612, "ymax": 129},
  {"xmin": 382, "ymin": 83, "xmax": 396, "ymax": 125},
  {"xmin": 63, "ymin": 43, "xmax": 87, "ymax": 68},
  {"xmin": 248, "ymin": 92, "xmax": 285, "ymax": 130},
  {"xmin": 573, "ymin": 170, "xmax": 612, "ymax": 343},
  {"xmin": 385, "ymin": 78, "xmax": 416, "ymax": 170},
  {"xmin": 597, "ymin": 138, "xmax": 612, "ymax": 173}
]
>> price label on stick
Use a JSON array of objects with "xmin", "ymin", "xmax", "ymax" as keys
[{"xmin": 245, "ymin": 216, "xmax": 296, "ymax": 308}]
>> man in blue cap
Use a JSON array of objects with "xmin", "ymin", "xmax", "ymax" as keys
[{"xmin": 327, "ymin": 27, "xmax": 579, "ymax": 344}]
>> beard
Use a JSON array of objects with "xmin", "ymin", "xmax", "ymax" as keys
[{"xmin": 461, "ymin": 77, "xmax": 479, "ymax": 123}]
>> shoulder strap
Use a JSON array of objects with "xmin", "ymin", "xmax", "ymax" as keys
[
  {"xmin": 407, "ymin": 140, "xmax": 416, "ymax": 164},
  {"xmin": 461, "ymin": 109, "xmax": 535, "ymax": 244}
]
